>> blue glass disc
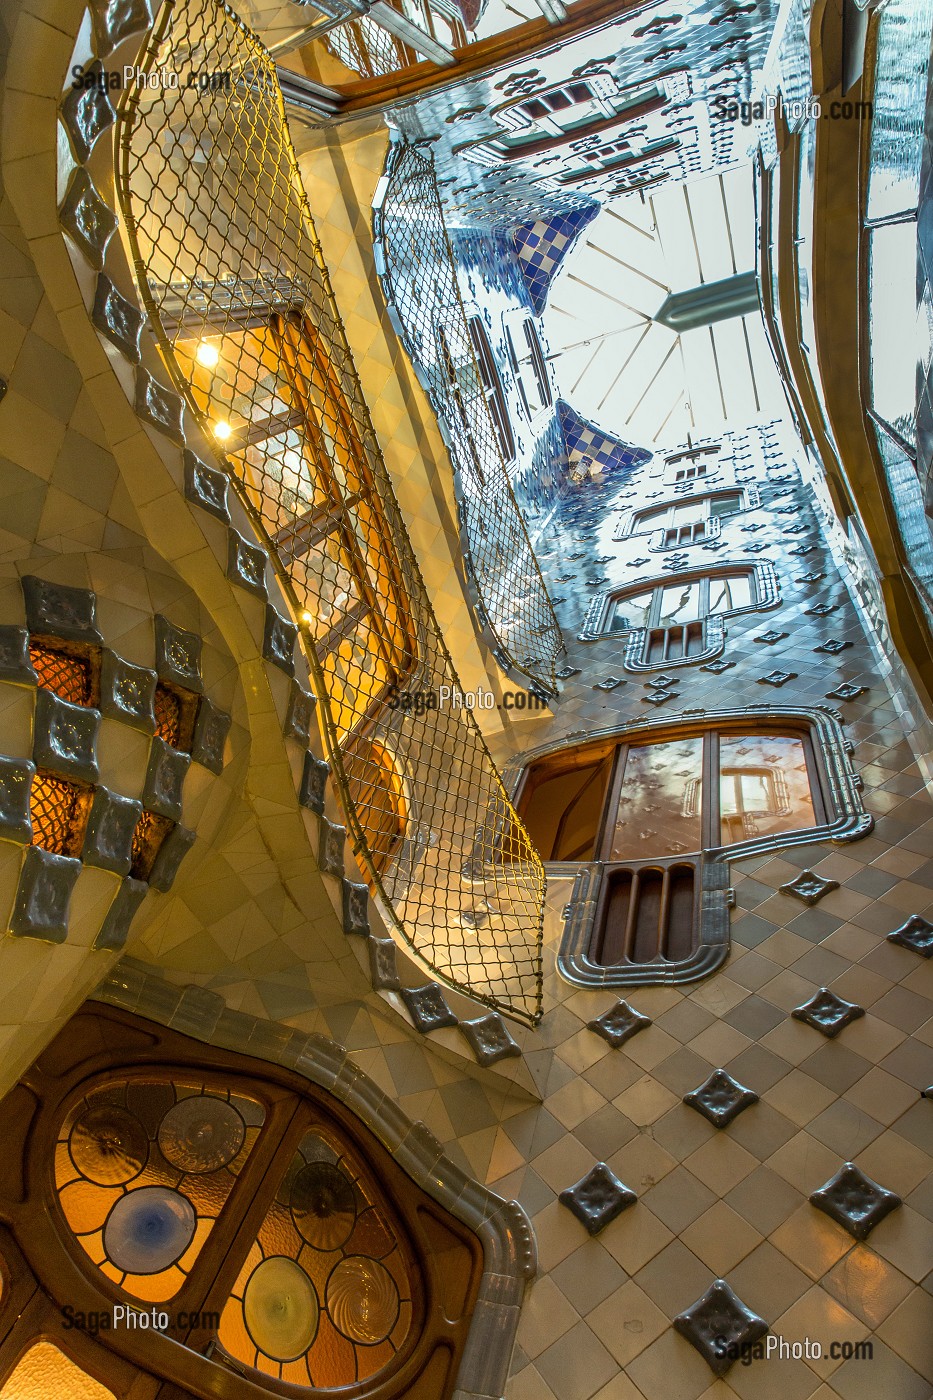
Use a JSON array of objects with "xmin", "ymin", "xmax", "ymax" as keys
[{"xmin": 103, "ymin": 1186, "xmax": 196, "ymax": 1274}]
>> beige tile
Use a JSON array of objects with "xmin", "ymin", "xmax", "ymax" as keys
[
  {"xmin": 876, "ymin": 1286, "xmax": 933, "ymax": 1379},
  {"xmin": 766, "ymin": 1131, "xmax": 841, "ymax": 1194},
  {"xmin": 845, "ymin": 1067, "xmax": 920, "ymax": 1126},
  {"xmin": 533, "ymin": 1134, "xmax": 599, "ymax": 1191},
  {"xmin": 867, "ymin": 1205, "xmax": 933, "ymax": 1283},
  {"xmin": 516, "ymin": 1274, "xmax": 580, "ymax": 1359},
  {"xmin": 770, "ymin": 1205, "xmax": 854, "ymax": 1282},
  {"xmin": 587, "ymin": 1280, "xmax": 668, "ymax": 1367},
  {"xmin": 614, "ymin": 1075, "xmax": 680, "ymax": 1127},
  {"xmin": 764, "ymin": 1069, "xmax": 837, "ymax": 1126},
  {"xmin": 683, "ymin": 1133, "xmax": 759, "ymax": 1194},
  {"xmin": 549, "ymin": 1076, "xmax": 609, "ymax": 1129},
  {"xmin": 608, "ymin": 1134, "xmax": 678, "ymax": 1191},
  {"xmin": 627, "ymin": 1329, "xmax": 720, "ymax": 1400},
  {"xmin": 535, "ymin": 1319, "xmax": 618, "ymax": 1400},
  {"xmin": 854, "ymin": 1131, "xmax": 931, "ymax": 1197},
  {"xmin": 822, "ymin": 1248, "xmax": 914, "ymax": 1329},
  {"xmin": 600, "ymin": 1205, "xmax": 675, "ymax": 1275},
  {"xmin": 680, "ymin": 1200, "xmax": 763, "ymax": 1274},
  {"xmin": 773, "ymin": 1285, "xmax": 869, "ymax": 1379}
]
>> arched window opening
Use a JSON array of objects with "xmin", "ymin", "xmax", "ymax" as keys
[
  {"xmin": 0, "ymin": 1008, "xmax": 483, "ymax": 1400},
  {"xmin": 511, "ymin": 710, "xmax": 868, "ymax": 987}
]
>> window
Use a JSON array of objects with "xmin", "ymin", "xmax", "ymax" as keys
[
  {"xmin": 516, "ymin": 709, "xmax": 869, "ymax": 988},
  {"xmin": 586, "ymin": 566, "xmax": 770, "ymax": 668},
  {"xmin": 466, "ymin": 317, "xmax": 515, "ymax": 463},
  {"xmin": 514, "ymin": 80, "xmax": 601, "ymax": 132},
  {"xmin": 176, "ymin": 312, "xmax": 418, "ymax": 742},
  {"xmin": 559, "ymin": 136, "xmax": 680, "ymax": 184},
  {"xmin": 518, "ymin": 724, "xmax": 823, "ymax": 865},
  {"xmin": 665, "ymin": 444, "xmax": 721, "ymax": 467},
  {"xmin": 30, "ymin": 771, "xmax": 92, "ymax": 857},
  {"xmin": 489, "ymin": 80, "xmax": 667, "ymax": 159},
  {"xmin": 628, "ymin": 489, "xmax": 746, "ymax": 546},
  {"xmin": 675, "ymin": 463, "xmax": 707, "ymax": 482},
  {"xmin": 505, "ymin": 317, "xmax": 551, "ymax": 417},
  {"xmin": 0, "ymin": 1007, "xmax": 483, "ymax": 1400},
  {"xmin": 30, "ymin": 640, "xmax": 95, "ymax": 706}
]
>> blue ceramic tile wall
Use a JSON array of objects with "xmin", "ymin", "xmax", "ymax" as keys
[{"xmin": 512, "ymin": 208, "xmax": 598, "ymax": 314}]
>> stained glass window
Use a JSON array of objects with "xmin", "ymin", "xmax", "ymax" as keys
[
  {"xmin": 15, "ymin": 1011, "xmax": 480, "ymax": 1400},
  {"xmin": 0, "ymin": 1344, "xmax": 115, "ymax": 1399},
  {"xmin": 218, "ymin": 1126, "xmax": 413, "ymax": 1388},
  {"xmin": 56, "ymin": 1080, "xmax": 264, "ymax": 1302}
]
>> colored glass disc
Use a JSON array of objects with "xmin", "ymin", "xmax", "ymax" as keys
[
  {"xmin": 158, "ymin": 1095, "xmax": 245, "ymax": 1174},
  {"xmin": 326, "ymin": 1256, "xmax": 399, "ymax": 1344},
  {"xmin": 69, "ymin": 1106, "xmax": 148, "ymax": 1185},
  {"xmin": 103, "ymin": 1186, "xmax": 196, "ymax": 1274},
  {"xmin": 244, "ymin": 1256, "xmax": 319, "ymax": 1361},
  {"xmin": 291, "ymin": 1161, "xmax": 357, "ymax": 1250}
]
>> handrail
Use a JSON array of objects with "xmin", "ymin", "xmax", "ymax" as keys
[{"xmin": 114, "ymin": 0, "xmax": 545, "ymax": 1023}]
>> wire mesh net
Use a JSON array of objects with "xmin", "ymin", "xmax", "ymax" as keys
[
  {"xmin": 326, "ymin": 17, "xmax": 406, "ymax": 77},
  {"xmin": 374, "ymin": 141, "xmax": 564, "ymax": 693},
  {"xmin": 115, "ymin": 0, "xmax": 544, "ymax": 1022}
]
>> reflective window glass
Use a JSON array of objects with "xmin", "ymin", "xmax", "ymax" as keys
[
  {"xmin": 719, "ymin": 733, "xmax": 816, "ymax": 844},
  {"xmin": 709, "ymin": 574, "xmax": 752, "ymax": 614},
  {"xmin": 658, "ymin": 580, "xmax": 702, "ymax": 626},
  {"xmin": 610, "ymin": 589, "xmax": 653, "ymax": 631},
  {"xmin": 609, "ymin": 737, "xmax": 704, "ymax": 860}
]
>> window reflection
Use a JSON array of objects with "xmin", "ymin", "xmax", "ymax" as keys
[
  {"xmin": 520, "ymin": 727, "xmax": 822, "ymax": 864},
  {"xmin": 631, "ymin": 490, "xmax": 744, "ymax": 533},
  {"xmin": 609, "ymin": 737, "xmax": 704, "ymax": 859},
  {"xmin": 658, "ymin": 582, "xmax": 702, "ymax": 627},
  {"xmin": 608, "ymin": 570, "xmax": 758, "ymax": 635},
  {"xmin": 719, "ymin": 734, "xmax": 815, "ymax": 843}
]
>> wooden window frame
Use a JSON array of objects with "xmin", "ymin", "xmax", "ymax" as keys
[{"xmin": 0, "ymin": 1007, "xmax": 484, "ymax": 1400}]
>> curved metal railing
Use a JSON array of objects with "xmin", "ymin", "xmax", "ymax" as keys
[{"xmin": 114, "ymin": 0, "xmax": 544, "ymax": 1023}]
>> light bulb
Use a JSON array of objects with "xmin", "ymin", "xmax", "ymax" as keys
[
  {"xmin": 196, "ymin": 341, "xmax": 220, "ymax": 369},
  {"xmin": 213, "ymin": 420, "xmax": 232, "ymax": 441}
]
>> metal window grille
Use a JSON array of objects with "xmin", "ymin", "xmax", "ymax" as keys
[
  {"xmin": 130, "ymin": 808, "xmax": 174, "ymax": 880},
  {"xmin": 115, "ymin": 0, "xmax": 544, "ymax": 1022},
  {"xmin": 30, "ymin": 642, "xmax": 92, "ymax": 706},
  {"xmin": 153, "ymin": 684, "xmax": 182, "ymax": 749},
  {"xmin": 373, "ymin": 140, "xmax": 563, "ymax": 693},
  {"xmin": 31, "ymin": 771, "xmax": 88, "ymax": 857}
]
